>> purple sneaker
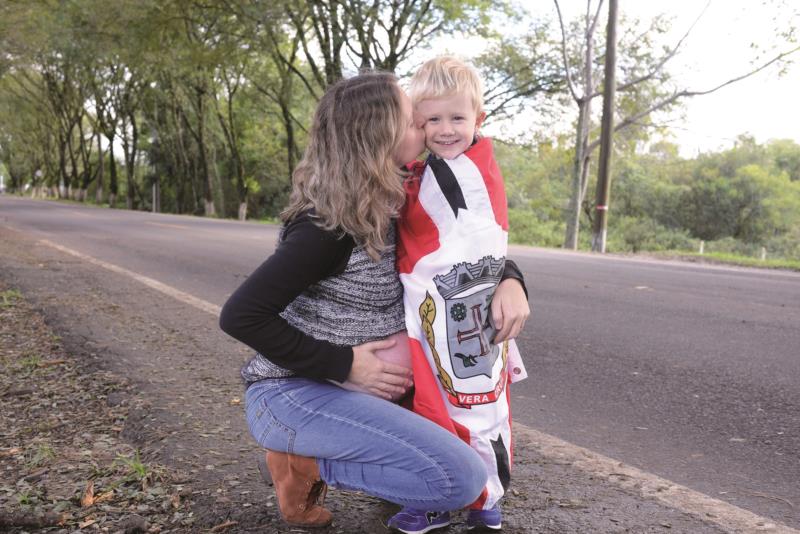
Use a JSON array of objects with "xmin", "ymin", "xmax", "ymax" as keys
[
  {"xmin": 387, "ymin": 508, "xmax": 451, "ymax": 534},
  {"xmin": 466, "ymin": 504, "xmax": 502, "ymax": 530}
]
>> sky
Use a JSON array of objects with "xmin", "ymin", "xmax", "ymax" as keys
[{"xmin": 431, "ymin": 0, "xmax": 800, "ymax": 157}]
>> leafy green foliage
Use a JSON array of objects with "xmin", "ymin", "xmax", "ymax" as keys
[
  {"xmin": 0, "ymin": 1, "xmax": 797, "ymax": 263},
  {"xmin": 496, "ymin": 136, "xmax": 800, "ymax": 260}
]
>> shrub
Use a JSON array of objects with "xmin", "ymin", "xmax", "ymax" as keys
[
  {"xmin": 606, "ymin": 215, "xmax": 695, "ymax": 253},
  {"xmin": 508, "ymin": 208, "xmax": 564, "ymax": 248}
]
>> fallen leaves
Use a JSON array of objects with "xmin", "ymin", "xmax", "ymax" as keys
[
  {"xmin": 210, "ymin": 519, "xmax": 238, "ymax": 532},
  {"xmin": 0, "ymin": 447, "xmax": 21, "ymax": 457},
  {"xmin": 0, "ymin": 286, "xmax": 190, "ymax": 533},
  {"xmin": 80, "ymin": 480, "xmax": 95, "ymax": 507},
  {"xmin": 78, "ymin": 516, "xmax": 97, "ymax": 528},
  {"xmin": 37, "ymin": 359, "xmax": 67, "ymax": 368}
]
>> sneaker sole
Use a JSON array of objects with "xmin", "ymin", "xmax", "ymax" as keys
[
  {"xmin": 389, "ymin": 519, "xmax": 452, "ymax": 534},
  {"xmin": 467, "ymin": 523, "xmax": 502, "ymax": 531}
]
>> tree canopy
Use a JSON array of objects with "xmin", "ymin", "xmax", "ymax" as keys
[{"xmin": 0, "ymin": 0, "xmax": 798, "ymax": 260}]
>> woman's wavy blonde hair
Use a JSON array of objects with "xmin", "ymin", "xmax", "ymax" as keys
[{"xmin": 282, "ymin": 71, "xmax": 407, "ymax": 260}]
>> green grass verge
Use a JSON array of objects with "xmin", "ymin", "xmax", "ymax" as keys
[
  {"xmin": 252, "ymin": 216, "xmax": 281, "ymax": 225},
  {"xmin": 40, "ymin": 196, "xmax": 107, "ymax": 208},
  {"xmin": 648, "ymin": 251, "xmax": 800, "ymax": 272}
]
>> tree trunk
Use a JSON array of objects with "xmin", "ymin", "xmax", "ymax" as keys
[
  {"xmin": 561, "ymin": 1, "xmax": 598, "ymax": 250},
  {"xmin": 280, "ymin": 100, "xmax": 298, "ymax": 179},
  {"xmin": 95, "ymin": 130, "xmax": 104, "ymax": 204},
  {"xmin": 198, "ymin": 101, "xmax": 215, "ymax": 217},
  {"xmin": 215, "ymin": 86, "xmax": 247, "ymax": 221},
  {"xmin": 563, "ymin": 99, "xmax": 589, "ymax": 249},
  {"xmin": 107, "ymin": 132, "xmax": 118, "ymax": 207},
  {"xmin": 66, "ymin": 129, "xmax": 80, "ymax": 199},
  {"xmin": 210, "ymin": 145, "xmax": 224, "ymax": 218},
  {"xmin": 58, "ymin": 136, "xmax": 68, "ymax": 198},
  {"xmin": 77, "ymin": 116, "xmax": 94, "ymax": 200},
  {"xmin": 124, "ymin": 113, "xmax": 139, "ymax": 210}
]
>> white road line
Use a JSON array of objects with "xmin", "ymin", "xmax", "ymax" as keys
[
  {"xmin": 67, "ymin": 210, "xmax": 98, "ymax": 218},
  {"xmin": 145, "ymin": 222, "xmax": 192, "ymax": 230},
  {"xmin": 514, "ymin": 425, "xmax": 798, "ymax": 534},
  {"xmin": 39, "ymin": 240, "xmax": 221, "ymax": 317},
  {"xmin": 36, "ymin": 239, "xmax": 799, "ymax": 534}
]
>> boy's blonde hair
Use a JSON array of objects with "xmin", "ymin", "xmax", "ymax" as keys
[
  {"xmin": 282, "ymin": 71, "xmax": 407, "ymax": 260},
  {"xmin": 409, "ymin": 56, "xmax": 484, "ymax": 113}
]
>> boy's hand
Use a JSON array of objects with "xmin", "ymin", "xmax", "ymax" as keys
[
  {"xmin": 491, "ymin": 278, "xmax": 530, "ymax": 343},
  {"xmin": 349, "ymin": 339, "xmax": 413, "ymax": 400}
]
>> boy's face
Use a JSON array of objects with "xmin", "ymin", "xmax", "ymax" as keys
[{"xmin": 416, "ymin": 94, "xmax": 485, "ymax": 160}]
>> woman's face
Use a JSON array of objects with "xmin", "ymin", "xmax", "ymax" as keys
[{"xmin": 393, "ymin": 89, "xmax": 426, "ymax": 166}]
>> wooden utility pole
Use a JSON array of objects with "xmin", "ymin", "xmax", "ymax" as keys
[{"xmin": 591, "ymin": 0, "xmax": 618, "ymax": 252}]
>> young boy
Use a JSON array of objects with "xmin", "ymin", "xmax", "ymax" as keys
[{"xmin": 392, "ymin": 56, "xmax": 528, "ymax": 533}]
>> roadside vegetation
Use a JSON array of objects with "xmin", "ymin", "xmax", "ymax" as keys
[
  {"xmin": 1, "ymin": 1, "xmax": 797, "ymax": 266},
  {"xmin": 503, "ymin": 137, "xmax": 800, "ymax": 268}
]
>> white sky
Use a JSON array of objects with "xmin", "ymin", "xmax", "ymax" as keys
[{"xmin": 430, "ymin": 0, "xmax": 800, "ymax": 157}]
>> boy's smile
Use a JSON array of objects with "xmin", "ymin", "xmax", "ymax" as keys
[{"xmin": 416, "ymin": 94, "xmax": 485, "ymax": 160}]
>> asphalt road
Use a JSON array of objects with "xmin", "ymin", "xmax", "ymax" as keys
[{"xmin": 2, "ymin": 195, "xmax": 799, "ymax": 529}]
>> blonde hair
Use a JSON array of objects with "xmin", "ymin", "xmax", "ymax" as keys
[
  {"xmin": 282, "ymin": 71, "xmax": 407, "ymax": 260},
  {"xmin": 409, "ymin": 56, "xmax": 484, "ymax": 113}
]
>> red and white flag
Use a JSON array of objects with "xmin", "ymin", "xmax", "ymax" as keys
[{"xmin": 398, "ymin": 138, "xmax": 527, "ymax": 510}]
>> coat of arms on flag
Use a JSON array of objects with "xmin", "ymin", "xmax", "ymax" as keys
[{"xmin": 418, "ymin": 255, "xmax": 509, "ymax": 408}]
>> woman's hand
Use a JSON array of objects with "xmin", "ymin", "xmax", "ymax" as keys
[
  {"xmin": 491, "ymin": 278, "xmax": 530, "ymax": 343},
  {"xmin": 348, "ymin": 338, "xmax": 413, "ymax": 400}
]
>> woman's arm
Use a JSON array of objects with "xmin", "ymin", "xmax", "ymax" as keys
[
  {"xmin": 500, "ymin": 259, "xmax": 528, "ymax": 298},
  {"xmin": 219, "ymin": 216, "xmax": 355, "ymax": 382},
  {"xmin": 492, "ymin": 260, "xmax": 530, "ymax": 343}
]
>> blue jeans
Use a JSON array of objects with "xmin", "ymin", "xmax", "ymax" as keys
[{"xmin": 245, "ymin": 377, "xmax": 488, "ymax": 511}]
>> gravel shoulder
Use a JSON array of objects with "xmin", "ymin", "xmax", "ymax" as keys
[
  {"xmin": 0, "ymin": 226, "xmax": 730, "ymax": 533},
  {"xmin": 0, "ymin": 282, "xmax": 193, "ymax": 533}
]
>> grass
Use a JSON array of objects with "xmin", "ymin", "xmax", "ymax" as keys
[
  {"xmin": 26, "ymin": 442, "xmax": 56, "ymax": 468},
  {"xmin": 0, "ymin": 288, "xmax": 22, "ymax": 308},
  {"xmin": 253, "ymin": 216, "xmax": 281, "ymax": 225},
  {"xmin": 116, "ymin": 451, "xmax": 147, "ymax": 476},
  {"xmin": 112, "ymin": 450, "xmax": 163, "ymax": 489},
  {"xmin": 16, "ymin": 489, "xmax": 42, "ymax": 506},
  {"xmin": 18, "ymin": 352, "xmax": 43, "ymax": 374},
  {"xmin": 38, "ymin": 195, "xmax": 283, "ymax": 224},
  {"xmin": 39, "ymin": 196, "xmax": 107, "ymax": 209},
  {"xmin": 649, "ymin": 250, "xmax": 800, "ymax": 272}
]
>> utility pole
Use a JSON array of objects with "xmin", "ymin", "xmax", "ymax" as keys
[{"xmin": 591, "ymin": 0, "xmax": 618, "ymax": 252}]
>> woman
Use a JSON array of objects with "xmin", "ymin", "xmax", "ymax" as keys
[{"xmin": 219, "ymin": 71, "xmax": 527, "ymax": 529}]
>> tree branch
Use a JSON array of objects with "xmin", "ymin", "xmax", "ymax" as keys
[
  {"xmin": 587, "ymin": 0, "xmax": 710, "ymax": 100},
  {"xmin": 584, "ymin": 43, "xmax": 800, "ymax": 154},
  {"xmin": 553, "ymin": 0, "xmax": 580, "ymax": 102}
]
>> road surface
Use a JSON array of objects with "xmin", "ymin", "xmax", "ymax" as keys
[{"xmin": 2, "ymin": 195, "xmax": 798, "ymax": 530}]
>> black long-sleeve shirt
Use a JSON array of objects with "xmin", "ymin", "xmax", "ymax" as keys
[{"xmin": 220, "ymin": 214, "xmax": 526, "ymax": 381}]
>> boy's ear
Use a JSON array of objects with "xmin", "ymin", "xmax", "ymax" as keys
[{"xmin": 475, "ymin": 111, "xmax": 487, "ymax": 131}]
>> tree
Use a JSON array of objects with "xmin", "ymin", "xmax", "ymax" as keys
[
  {"xmin": 553, "ymin": 0, "xmax": 800, "ymax": 249},
  {"xmin": 474, "ymin": 20, "xmax": 564, "ymax": 124}
]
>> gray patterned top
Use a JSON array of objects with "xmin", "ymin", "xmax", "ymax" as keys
[{"xmin": 240, "ymin": 224, "xmax": 405, "ymax": 383}]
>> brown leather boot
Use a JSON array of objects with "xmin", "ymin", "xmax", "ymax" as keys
[{"xmin": 266, "ymin": 450, "xmax": 333, "ymax": 527}]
